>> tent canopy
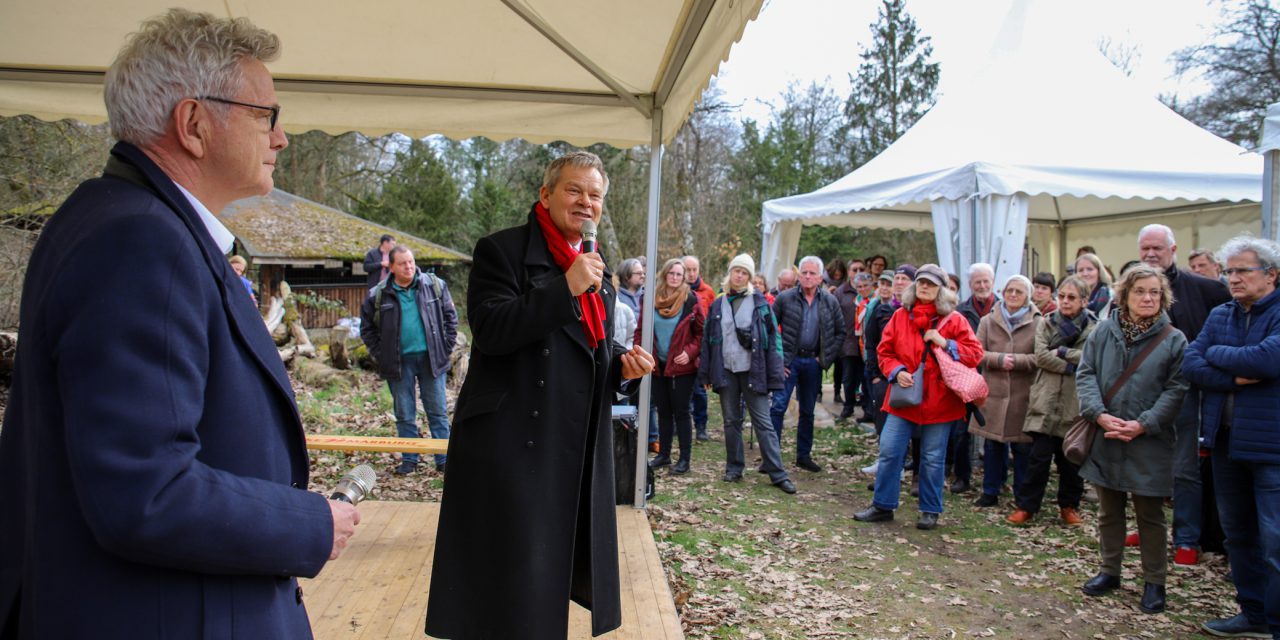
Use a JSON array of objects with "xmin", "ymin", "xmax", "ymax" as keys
[
  {"xmin": 0, "ymin": 0, "xmax": 762, "ymax": 148},
  {"xmin": 760, "ymin": 0, "xmax": 1261, "ymax": 284}
]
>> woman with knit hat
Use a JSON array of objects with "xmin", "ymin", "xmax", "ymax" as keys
[
  {"xmin": 854, "ymin": 264, "xmax": 984, "ymax": 529},
  {"xmin": 636, "ymin": 258, "xmax": 704, "ymax": 474},
  {"xmin": 697, "ymin": 254, "xmax": 797, "ymax": 495},
  {"xmin": 971, "ymin": 275, "xmax": 1043, "ymax": 508}
]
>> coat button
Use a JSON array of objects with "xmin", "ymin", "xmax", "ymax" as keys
[
  {"xmin": 530, "ymin": 410, "xmax": 540, "ymax": 418},
  {"xmin": 526, "ymin": 440, "xmax": 535, "ymax": 448},
  {"xmin": 291, "ymin": 482, "xmax": 300, "ymax": 488},
  {"xmin": 537, "ymin": 379, "xmax": 545, "ymax": 387},
  {"xmin": 296, "ymin": 586, "xmax": 304, "ymax": 604},
  {"xmin": 542, "ymin": 348, "xmax": 550, "ymax": 356}
]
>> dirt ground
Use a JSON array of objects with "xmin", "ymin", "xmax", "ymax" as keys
[{"xmin": 645, "ymin": 385, "xmax": 1240, "ymax": 639}]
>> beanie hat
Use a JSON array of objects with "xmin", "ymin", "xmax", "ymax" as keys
[{"xmin": 728, "ymin": 253, "xmax": 755, "ymax": 276}]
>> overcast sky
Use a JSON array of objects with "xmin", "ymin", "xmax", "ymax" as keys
[{"xmin": 713, "ymin": 0, "xmax": 1225, "ymax": 124}]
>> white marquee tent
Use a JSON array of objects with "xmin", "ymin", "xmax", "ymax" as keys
[
  {"xmin": 761, "ymin": 1, "xmax": 1261, "ymax": 295},
  {"xmin": 0, "ymin": 0, "xmax": 765, "ymax": 507}
]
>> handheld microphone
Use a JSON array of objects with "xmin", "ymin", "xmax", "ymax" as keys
[
  {"xmin": 329, "ymin": 464, "xmax": 377, "ymax": 505},
  {"xmin": 581, "ymin": 219, "xmax": 598, "ymax": 294}
]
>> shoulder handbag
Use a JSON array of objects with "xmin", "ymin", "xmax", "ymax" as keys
[
  {"xmin": 888, "ymin": 321, "xmax": 932, "ymax": 409},
  {"xmin": 1063, "ymin": 324, "xmax": 1174, "ymax": 464}
]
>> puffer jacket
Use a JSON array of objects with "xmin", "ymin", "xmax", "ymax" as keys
[
  {"xmin": 773, "ymin": 286, "xmax": 845, "ymax": 368},
  {"xmin": 697, "ymin": 290, "xmax": 784, "ymax": 393},
  {"xmin": 634, "ymin": 294, "xmax": 704, "ymax": 377},
  {"xmin": 360, "ymin": 269, "xmax": 459, "ymax": 380},
  {"xmin": 1183, "ymin": 287, "xmax": 1280, "ymax": 461},
  {"xmin": 970, "ymin": 304, "xmax": 1041, "ymax": 443},
  {"xmin": 878, "ymin": 307, "xmax": 984, "ymax": 425},
  {"xmin": 1023, "ymin": 309, "xmax": 1098, "ymax": 438},
  {"xmin": 1076, "ymin": 313, "xmax": 1188, "ymax": 496}
]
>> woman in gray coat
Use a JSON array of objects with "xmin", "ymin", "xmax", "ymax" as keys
[{"xmin": 1075, "ymin": 264, "xmax": 1188, "ymax": 615}]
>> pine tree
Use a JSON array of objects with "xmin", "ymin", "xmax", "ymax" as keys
[{"xmin": 842, "ymin": 0, "xmax": 940, "ymax": 166}]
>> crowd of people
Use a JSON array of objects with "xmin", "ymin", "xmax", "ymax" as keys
[{"xmin": 608, "ymin": 225, "xmax": 1280, "ymax": 632}]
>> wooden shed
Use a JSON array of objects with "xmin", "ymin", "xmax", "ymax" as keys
[{"xmin": 218, "ymin": 189, "xmax": 471, "ymax": 329}]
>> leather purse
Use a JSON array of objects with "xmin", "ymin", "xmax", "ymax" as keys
[
  {"xmin": 1063, "ymin": 324, "xmax": 1174, "ymax": 465},
  {"xmin": 888, "ymin": 326, "xmax": 930, "ymax": 409}
]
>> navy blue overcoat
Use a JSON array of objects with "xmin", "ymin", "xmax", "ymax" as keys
[{"xmin": 0, "ymin": 142, "xmax": 334, "ymax": 638}]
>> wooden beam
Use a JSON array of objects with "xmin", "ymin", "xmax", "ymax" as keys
[{"xmin": 306, "ymin": 434, "xmax": 449, "ymax": 455}]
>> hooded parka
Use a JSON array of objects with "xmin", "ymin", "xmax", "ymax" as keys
[
  {"xmin": 1023, "ymin": 309, "xmax": 1097, "ymax": 438},
  {"xmin": 1076, "ymin": 313, "xmax": 1189, "ymax": 496}
]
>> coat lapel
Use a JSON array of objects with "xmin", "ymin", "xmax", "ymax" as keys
[
  {"xmin": 521, "ymin": 211, "xmax": 599, "ymax": 356},
  {"xmin": 109, "ymin": 143, "xmax": 306, "ymax": 445}
]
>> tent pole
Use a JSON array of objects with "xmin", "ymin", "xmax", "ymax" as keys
[
  {"xmin": 635, "ymin": 107, "xmax": 663, "ymax": 508},
  {"xmin": 1265, "ymin": 150, "xmax": 1280, "ymax": 241}
]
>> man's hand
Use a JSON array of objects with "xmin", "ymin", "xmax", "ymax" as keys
[
  {"xmin": 380, "ymin": 258, "xmax": 389, "ymax": 268},
  {"xmin": 620, "ymin": 345, "xmax": 655, "ymax": 379},
  {"xmin": 328, "ymin": 499, "xmax": 361, "ymax": 561},
  {"xmin": 1236, "ymin": 377, "xmax": 1261, "ymax": 386},
  {"xmin": 566, "ymin": 252, "xmax": 605, "ymax": 296},
  {"xmin": 673, "ymin": 351, "xmax": 690, "ymax": 366},
  {"xmin": 895, "ymin": 370, "xmax": 914, "ymax": 387}
]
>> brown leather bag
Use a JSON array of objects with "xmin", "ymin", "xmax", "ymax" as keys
[{"xmin": 1063, "ymin": 324, "xmax": 1174, "ymax": 465}]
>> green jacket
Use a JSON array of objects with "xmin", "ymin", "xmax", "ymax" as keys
[
  {"xmin": 1075, "ymin": 313, "xmax": 1188, "ymax": 496},
  {"xmin": 1023, "ymin": 310, "xmax": 1097, "ymax": 438}
]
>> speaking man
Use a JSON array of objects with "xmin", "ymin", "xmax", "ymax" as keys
[
  {"xmin": 0, "ymin": 9, "xmax": 358, "ymax": 638},
  {"xmin": 426, "ymin": 151, "xmax": 654, "ymax": 639}
]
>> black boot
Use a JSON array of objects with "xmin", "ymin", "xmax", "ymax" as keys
[
  {"xmin": 853, "ymin": 505, "xmax": 894, "ymax": 522},
  {"xmin": 672, "ymin": 458, "xmax": 690, "ymax": 474},
  {"xmin": 648, "ymin": 454, "xmax": 671, "ymax": 468},
  {"xmin": 1139, "ymin": 582, "xmax": 1166, "ymax": 614},
  {"xmin": 1081, "ymin": 572, "xmax": 1120, "ymax": 597}
]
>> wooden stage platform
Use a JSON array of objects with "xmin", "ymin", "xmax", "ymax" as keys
[{"xmin": 300, "ymin": 501, "xmax": 684, "ymax": 639}]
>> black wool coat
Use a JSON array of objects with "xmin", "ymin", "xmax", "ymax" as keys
[{"xmin": 426, "ymin": 207, "xmax": 626, "ymax": 639}]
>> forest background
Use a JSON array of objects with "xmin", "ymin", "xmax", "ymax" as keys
[{"xmin": 1, "ymin": 0, "xmax": 1277, "ymax": 331}]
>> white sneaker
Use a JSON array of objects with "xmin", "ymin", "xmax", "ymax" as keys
[{"xmin": 861, "ymin": 461, "xmax": 879, "ymax": 475}]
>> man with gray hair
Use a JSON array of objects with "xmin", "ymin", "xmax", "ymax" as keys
[
  {"xmin": 1188, "ymin": 248, "xmax": 1226, "ymax": 283},
  {"xmin": 1135, "ymin": 223, "xmax": 1231, "ymax": 565},
  {"xmin": 770, "ymin": 255, "xmax": 846, "ymax": 472},
  {"xmin": 1184, "ymin": 235, "xmax": 1280, "ymax": 639},
  {"xmin": 950, "ymin": 262, "xmax": 999, "ymax": 494},
  {"xmin": 0, "ymin": 10, "xmax": 357, "ymax": 637}
]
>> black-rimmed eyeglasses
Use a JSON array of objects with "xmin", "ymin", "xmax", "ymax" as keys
[
  {"xmin": 1223, "ymin": 266, "xmax": 1271, "ymax": 277},
  {"xmin": 199, "ymin": 96, "xmax": 280, "ymax": 130}
]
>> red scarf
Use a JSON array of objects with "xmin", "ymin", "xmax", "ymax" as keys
[
  {"xmin": 534, "ymin": 202, "xmax": 607, "ymax": 348},
  {"xmin": 911, "ymin": 302, "xmax": 937, "ymax": 330}
]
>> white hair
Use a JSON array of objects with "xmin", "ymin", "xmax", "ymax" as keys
[
  {"xmin": 967, "ymin": 262, "xmax": 994, "ymax": 280},
  {"xmin": 798, "ymin": 255, "xmax": 824, "ymax": 273},
  {"xmin": 1002, "ymin": 274, "xmax": 1032, "ymax": 293},
  {"xmin": 104, "ymin": 8, "xmax": 281, "ymax": 145},
  {"xmin": 1220, "ymin": 234, "xmax": 1280, "ymax": 271},
  {"xmin": 1138, "ymin": 223, "xmax": 1176, "ymax": 248}
]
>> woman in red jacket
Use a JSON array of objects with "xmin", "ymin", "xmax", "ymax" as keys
[
  {"xmin": 637, "ymin": 258, "xmax": 705, "ymax": 474},
  {"xmin": 854, "ymin": 264, "xmax": 984, "ymax": 530}
]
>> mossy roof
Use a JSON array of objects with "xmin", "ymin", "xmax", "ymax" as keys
[{"xmin": 218, "ymin": 189, "xmax": 470, "ymax": 263}]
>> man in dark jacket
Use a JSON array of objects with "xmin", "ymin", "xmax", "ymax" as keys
[
  {"xmin": 363, "ymin": 233, "xmax": 395, "ymax": 288},
  {"xmin": 684, "ymin": 255, "xmax": 716, "ymax": 441},
  {"xmin": 360, "ymin": 246, "xmax": 458, "ymax": 474},
  {"xmin": 949, "ymin": 262, "xmax": 999, "ymax": 494},
  {"xmin": 0, "ymin": 10, "xmax": 356, "ymax": 637},
  {"xmin": 1183, "ymin": 235, "xmax": 1280, "ymax": 639},
  {"xmin": 1139, "ymin": 223, "xmax": 1231, "ymax": 565},
  {"xmin": 425, "ymin": 151, "xmax": 654, "ymax": 639},
  {"xmin": 770, "ymin": 256, "xmax": 846, "ymax": 472}
]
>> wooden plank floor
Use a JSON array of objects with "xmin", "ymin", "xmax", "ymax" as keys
[{"xmin": 301, "ymin": 502, "xmax": 684, "ymax": 640}]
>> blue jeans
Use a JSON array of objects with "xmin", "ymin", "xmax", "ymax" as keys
[
  {"xmin": 690, "ymin": 383, "xmax": 708, "ymax": 430},
  {"xmin": 872, "ymin": 413, "xmax": 950, "ymax": 514},
  {"xmin": 981, "ymin": 439, "xmax": 1031, "ymax": 499},
  {"xmin": 1212, "ymin": 441, "xmax": 1280, "ymax": 635},
  {"xmin": 770, "ymin": 357, "xmax": 821, "ymax": 460},
  {"xmin": 1173, "ymin": 393, "xmax": 1203, "ymax": 549},
  {"xmin": 388, "ymin": 352, "xmax": 449, "ymax": 466}
]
